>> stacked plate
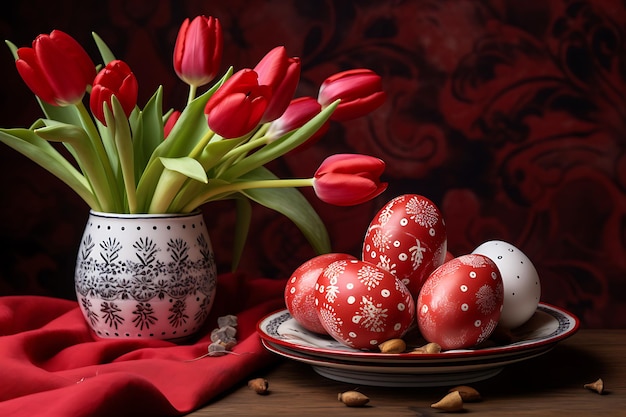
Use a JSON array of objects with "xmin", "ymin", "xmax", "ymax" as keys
[{"xmin": 256, "ymin": 303, "xmax": 579, "ymax": 387}]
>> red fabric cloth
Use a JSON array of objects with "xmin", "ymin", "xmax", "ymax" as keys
[{"xmin": 0, "ymin": 273, "xmax": 287, "ymax": 417}]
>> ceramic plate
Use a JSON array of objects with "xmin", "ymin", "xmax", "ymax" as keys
[{"xmin": 257, "ymin": 303, "xmax": 579, "ymax": 386}]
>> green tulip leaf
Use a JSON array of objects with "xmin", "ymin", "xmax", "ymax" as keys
[
  {"xmin": 34, "ymin": 120, "xmax": 89, "ymax": 143},
  {"xmin": 201, "ymin": 137, "xmax": 247, "ymax": 171},
  {"xmin": 5, "ymin": 40, "xmax": 18, "ymax": 59},
  {"xmin": 159, "ymin": 156, "xmax": 208, "ymax": 183},
  {"xmin": 34, "ymin": 120, "xmax": 89, "ymax": 164},
  {"xmin": 109, "ymin": 96, "xmax": 136, "ymax": 212},
  {"xmin": 0, "ymin": 128, "xmax": 98, "ymax": 208},
  {"xmin": 36, "ymin": 119, "xmax": 120, "ymax": 212},
  {"xmin": 238, "ymin": 166, "xmax": 331, "ymax": 255},
  {"xmin": 92, "ymin": 32, "xmax": 117, "ymax": 64},
  {"xmin": 37, "ymin": 99, "xmax": 84, "ymax": 127},
  {"xmin": 132, "ymin": 86, "xmax": 164, "ymax": 177}
]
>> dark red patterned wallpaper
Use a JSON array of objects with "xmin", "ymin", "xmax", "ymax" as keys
[{"xmin": 0, "ymin": 0, "xmax": 624, "ymax": 328}]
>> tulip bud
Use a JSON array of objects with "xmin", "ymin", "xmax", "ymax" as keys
[
  {"xmin": 313, "ymin": 154, "xmax": 387, "ymax": 206},
  {"xmin": 318, "ymin": 69, "xmax": 386, "ymax": 121},
  {"xmin": 90, "ymin": 60, "xmax": 138, "ymax": 125},
  {"xmin": 173, "ymin": 15, "xmax": 223, "ymax": 87}
]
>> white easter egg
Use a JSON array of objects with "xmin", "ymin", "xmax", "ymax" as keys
[{"xmin": 472, "ymin": 240, "xmax": 541, "ymax": 329}]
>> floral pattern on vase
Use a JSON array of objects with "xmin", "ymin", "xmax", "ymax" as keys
[{"xmin": 74, "ymin": 210, "xmax": 217, "ymax": 340}]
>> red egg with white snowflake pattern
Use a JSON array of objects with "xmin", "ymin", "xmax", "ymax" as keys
[
  {"xmin": 314, "ymin": 258, "xmax": 415, "ymax": 350},
  {"xmin": 362, "ymin": 194, "xmax": 447, "ymax": 299},
  {"xmin": 284, "ymin": 253, "xmax": 356, "ymax": 334},
  {"xmin": 417, "ymin": 254, "xmax": 504, "ymax": 350}
]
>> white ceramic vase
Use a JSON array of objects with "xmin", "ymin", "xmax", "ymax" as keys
[{"xmin": 74, "ymin": 210, "xmax": 217, "ymax": 340}]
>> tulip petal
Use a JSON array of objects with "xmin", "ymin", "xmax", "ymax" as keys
[
  {"xmin": 15, "ymin": 55, "xmax": 56, "ymax": 105},
  {"xmin": 261, "ymin": 57, "xmax": 301, "ymax": 123},
  {"xmin": 206, "ymin": 92, "xmax": 268, "ymax": 138},
  {"xmin": 315, "ymin": 153, "xmax": 385, "ymax": 177},
  {"xmin": 254, "ymin": 46, "xmax": 287, "ymax": 88}
]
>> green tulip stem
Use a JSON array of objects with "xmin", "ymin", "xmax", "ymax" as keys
[
  {"xmin": 181, "ymin": 177, "xmax": 315, "ymax": 213},
  {"xmin": 249, "ymin": 123, "xmax": 270, "ymax": 141},
  {"xmin": 187, "ymin": 84, "xmax": 198, "ymax": 105},
  {"xmin": 212, "ymin": 126, "xmax": 271, "ymax": 177},
  {"xmin": 189, "ymin": 129, "xmax": 215, "ymax": 159},
  {"xmin": 148, "ymin": 168, "xmax": 188, "ymax": 213},
  {"xmin": 221, "ymin": 136, "xmax": 270, "ymax": 162}
]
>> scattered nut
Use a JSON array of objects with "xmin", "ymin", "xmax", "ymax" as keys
[
  {"xmin": 584, "ymin": 378, "xmax": 604, "ymax": 394},
  {"xmin": 449, "ymin": 385, "xmax": 481, "ymax": 402},
  {"xmin": 431, "ymin": 390, "xmax": 464, "ymax": 412},
  {"xmin": 338, "ymin": 390, "xmax": 370, "ymax": 407},
  {"xmin": 378, "ymin": 338, "xmax": 407, "ymax": 354},
  {"xmin": 411, "ymin": 342, "xmax": 442, "ymax": 354},
  {"xmin": 248, "ymin": 378, "xmax": 269, "ymax": 395}
]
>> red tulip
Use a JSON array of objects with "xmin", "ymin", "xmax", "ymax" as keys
[
  {"xmin": 15, "ymin": 30, "xmax": 96, "ymax": 106},
  {"xmin": 254, "ymin": 46, "xmax": 301, "ymax": 123},
  {"xmin": 313, "ymin": 154, "xmax": 387, "ymax": 206},
  {"xmin": 90, "ymin": 60, "xmax": 138, "ymax": 125},
  {"xmin": 204, "ymin": 69, "xmax": 271, "ymax": 138},
  {"xmin": 266, "ymin": 96, "xmax": 328, "ymax": 146},
  {"xmin": 317, "ymin": 69, "xmax": 386, "ymax": 121},
  {"xmin": 164, "ymin": 110, "xmax": 181, "ymax": 139},
  {"xmin": 173, "ymin": 15, "xmax": 223, "ymax": 87}
]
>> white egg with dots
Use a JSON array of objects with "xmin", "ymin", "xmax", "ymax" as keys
[{"xmin": 472, "ymin": 240, "xmax": 541, "ymax": 329}]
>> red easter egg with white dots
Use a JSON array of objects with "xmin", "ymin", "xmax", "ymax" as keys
[
  {"xmin": 362, "ymin": 194, "xmax": 447, "ymax": 299},
  {"xmin": 417, "ymin": 254, "xmax": 504, "ymax": 350},
  {"xmin": 314, "ymin": 259, "xmax": 415, "ymax": 350},
  {"xmin": 285, "ymin": 253, "xmax": 357, "ymax": 334}
]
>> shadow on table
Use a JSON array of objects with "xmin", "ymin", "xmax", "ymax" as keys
[{"xmin": 475, "ymin": 341, "xmax": 603, "ymax": 396}]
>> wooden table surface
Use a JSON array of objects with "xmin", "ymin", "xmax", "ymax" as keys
[{"xmin": 188, "ymin": 329, "xmax": 625, "ymax": 416}]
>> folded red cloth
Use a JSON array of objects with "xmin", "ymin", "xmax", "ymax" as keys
[{"xmin": 0, "ymin": 272, "xmax": 287, "ymax": 417}]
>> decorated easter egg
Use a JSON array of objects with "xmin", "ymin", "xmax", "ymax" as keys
[
  {"xmin": 417, "ymin": 254, "xmax": 504, "ymax": 350},
  {"xmin": 472, "ymin": 240, "xmax": 541, "ymax": 329},
  {"xmin": 362, "ymin": 194, "xmax": 447, "ymax": 299},
  {"xmin": 285, "ymin": 253, "xmax": 356, "ymax": 334},
  {"xmin": 315, "ymin": 258, "xmax": 415, "ymax": 350}
]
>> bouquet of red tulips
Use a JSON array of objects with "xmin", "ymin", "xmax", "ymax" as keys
[{"xmin": 0, "ymin": 15, "xmax": 387, "ymax": 262}]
